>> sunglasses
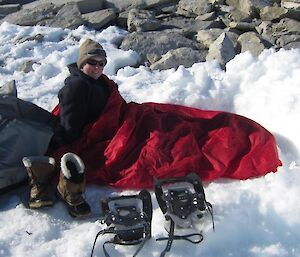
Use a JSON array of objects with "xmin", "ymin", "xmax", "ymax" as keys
[{"xmin": 86, "ymin": 59, "xmax": 106, "ymax": 67}]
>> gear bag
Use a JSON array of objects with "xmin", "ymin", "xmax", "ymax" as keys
[{"xmin": 0, "ymin": 81, "xmax": 56, "ymax": 193}]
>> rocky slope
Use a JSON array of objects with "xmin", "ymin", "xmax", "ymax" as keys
[{"xmin": 1, "ymin": 0, "xmax": 299, "ymax": 70}]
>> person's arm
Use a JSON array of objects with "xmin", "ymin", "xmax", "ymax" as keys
[{"xmin": 58, "ymin": 77, "xmax": 88, "ymax": 143}]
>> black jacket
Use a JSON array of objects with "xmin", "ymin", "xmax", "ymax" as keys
[{"xmin": 52, "ymin": 63, "xmax": 109, "ymax": 148}]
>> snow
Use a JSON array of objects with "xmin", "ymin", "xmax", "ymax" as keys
[{"xmin": 0, "ymin": 21, "xmax": 300, "ymax": 257}]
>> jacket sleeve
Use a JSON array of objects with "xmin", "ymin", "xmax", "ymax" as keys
[{"xmin": 58, "ymin": 77, "xmax": 88, "ymax": 144}]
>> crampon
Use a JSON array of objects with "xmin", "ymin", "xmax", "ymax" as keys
[
  {"xmin": 90, "ymin": 189, "xmax": 152, "ymax": 257},
  {"xmin": 155, "ymin": 173, "xmax": 215, "ymax": 257}
]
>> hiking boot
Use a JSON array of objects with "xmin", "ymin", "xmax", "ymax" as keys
[
  {"xmin": 57, "ymin": 153, "xmax": 91, "ymax": 218},
  {"xmin": 22, "ymin": 156, "xmax": 55, "ymax": 209}
]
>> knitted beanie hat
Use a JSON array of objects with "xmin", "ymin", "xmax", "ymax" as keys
[{"xmin": 77, "ymin": 38, "xmax": 107, "ymax": 69}]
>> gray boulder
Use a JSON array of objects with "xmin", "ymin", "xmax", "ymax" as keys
[
  {"xmin": 206, "ymin": 32, "xmax": 236, "ymax": 68},
  {"xmin": 283, "ymin": 41, "xmax": 300, "ymax": 49},
  {"xmin": 127, "ymin": 8, "xmax": 161, "ymax": 32},
  {"xmin": 237, "ymin": 31, "xmax": 268, "ymax": 56},
  {"xmin": 1, "ymin": 0, "xmax": 34, "ymax": 4},
  {"xmin": 2, "ymin": 2, "xmax": 60, "ymax": 26},
  {"xmin": 228, "ymin": 20, "xmax": 261, "ymax": 31},
  {"xmin": 197, "ymin": 28, "xmax": 240, "ymax": 50},
  {"xmin": 256, "ymin": 21, "xmax": 278, "ymax": 45},
  {"xmin": 272, "ymin": 18, "xmax": 300, "ymax": 35},
  {"xmin": 64, "ymin": 0, "xmax": 104, "ymax": 14},
  {"xmin": 260, "ymin": 6, "xmax": 288, "ymax": 20},
  {"xmin": 0, "ymin": 80, "xmax": 17, "ymax": 96},
  {"xmin": 82, "ymin": 8, "xmax": 117, "ymax": 30},
  {"xmin": 281, "ymin": 0, "xmax": 300, "ymax": 9},
  {"xmin": 120, "ymin": 31, "xmax": 203, "ymax": 65},
  {"xmin": 104, "ymin": 0, "xmax": 179, "ymax": 12},
  {"xmin": 226, "ymin": 0, "xmax": 273, "ymax": 17},
  {"xmin": 160, "ymin": 16, "xmax": 225, "ymax": 35},
  {"xmin": 276, "ymin": 34, "xmax": 300, "ymax": 47},
  {"xmin": 230, "ymin": 8, "xmax": 253, "ymax": 22},
  {"xmin": 177, "ymin": 0, "xmax": 214, "ymax": 17},
  {"xmin": 0, "ymin": 4, "xmax": 21, "ymax": 16},
  {"xmin": 17, "ymin": 60, "xmax": 35, "ymax": 73},
  {"xmin": 150, "ymin": 47, "xmax": 207, "ymax": 70},
  {"xmin": 16, "ymin": 33, "xmax": 44, "ymax": 43},
  {"xmin": 42, "ymin": 3, "xmax": 86, "ymax": 29},
  {"xmin": 195, "ymin": 12, "xmax": 216, "ymax": 21},
  {"xmin": 259, "ymin": 6, "xmax": 300, "ymax": 21},
  {"xmin": 22, "ymin": 0, "xmax": 103, "ymax": 14},
  {"xmin": 1, "ymin": 0, "xmax": 299, "ymax": 70}
]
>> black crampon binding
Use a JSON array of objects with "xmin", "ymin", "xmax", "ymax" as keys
[
  {"xmin": 155, "ymin": 173, "xmax": 214, "ymax": 257},
  {"xmin": 90, "ymin": 190, "xmax": 152, "ymax": 257}
]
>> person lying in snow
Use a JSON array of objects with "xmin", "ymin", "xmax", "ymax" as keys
[{"xmin": 23, "ymin": 38, "xmax": 281, "ymax": 218}]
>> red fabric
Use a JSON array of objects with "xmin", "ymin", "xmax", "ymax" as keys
[{"xmin": 51, "ymin": 76, "xmax": 281, "ymax": 189}]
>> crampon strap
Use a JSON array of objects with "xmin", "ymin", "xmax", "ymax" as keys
[
  {"xmin": 90, "ymin": 226, "xmax": 149, "ymax": 257},
  {"xmin": 156, "ymin": 219, "xmax": 204, "ymax": 257}
]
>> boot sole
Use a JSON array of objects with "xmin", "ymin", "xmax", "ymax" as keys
[{"xmin": 29, "ymin": 200, "xmax": 53, "ymax": 209}]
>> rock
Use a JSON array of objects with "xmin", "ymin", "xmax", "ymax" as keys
[
  {"xmin": 22, "ymin": 0, "xmax": 104, "ymax": 14},
  {"xmin": 226, "ymin": 0, "xmax": 273, "ymax": 17},
  {"xmin": 160, "ymin": 16, "xmax": 225, "ymax": 35},
  {"xmin": 120, "ymin": 31, "xmax": 203, "ymax": 65},
  {"xmin": 197, "ymin": 28, "xmax": 239, "ymax": 50},
  {"xmin": 227, "ymin": 7, "xmax": 253, "ymax": 22},
  {"xmin": 16, "ymin": 34, "xmax": 44, "ymax": 43},
  {"xmin": 116, "ymin": 10, "xmax": 130, "ymax": 29},
  {"xmin": 82, "ymin": 8, "xmax": 117, "ymax": 30},
  {"xmin": 0, "ymin": 4, "xmax": 21, "ymax": 16},
  {"xmin": 272, "ymin": 18, "xmax": 300, "ymax": 35},
  {"xmin": 42, "ymin": 3, "xmax": 86, "ymax": 29},
  {"xmin": 127, "ymin": 8, "xmax": 161, "ymax": 32},
  {"xmin": 2, "ymin": 2, "xmax": 60, "ymax": 26},
  {"xmin": 260, "ymin": 6, "xmax": 289, "ymax": 21},
  {"xmin": 195, "ymin": 12, "xmax": 216, "ymax": 21},
  {"xmin": 281, "ymin": 0, "xmax": 300, "ymax": 9},
  {"xmin": 276, "ymin": 34, "xmax": 300, "ymax": 47},
  {"xmin": 286, "ymin": 8, "xmax": 300, "ymax": 21},
  {"xmin": 18, "ymin": 60, "xmax": 35, "ymax": 73},
  {"xmin": 237, "ymin": 31, "xmax": 268, "ymax": 56},
  {"xmin": 0, "ymin": 0, "xmax": 299, "ymax": 71},
  {"xmin": 229, "ymin": 20, "xmax": 261, "ymax": 31},
  {"xmin": 283, "ymin": 41, "xmax": 300, "ymax": 49},
  {"xmin": 104, "ymin": 0, "xmax": 179, "ymax": 12},
  {"xmin": 151, "ymin": 2, "xmax": 178, "ymax": 14},
  {"xmin": 177, "ymin": 0, "xmax": 214, "ymax": 17},
  {"xmin": 104, "ymin": 0, "xmax": 145, "ymax": 11},
  {"xmin": 197, "ymin": 28, "xmax": 224, "ymax": 47},
  {"xmin": 256, "ymin": 20, "xmax": 273, "ymax": 34},
  {"xmin": 256, "ymin": 21, "xmax": 278, "ymax": 45},
  {"xmin": 1, "ymin": 0, "xmax": 34, "ymax": 4},
  {"xmin": 206, "ymin": 32, "xmax": 236, "ymax": 68},
  {"xmin": 0, "ymin": 80, "xmax": 17, "ymax": 96},
  {"xmin": 64, "ymin": 0, "xmax": 104, "ymax": 14},
  {"xmin": 150, "ymin": 47, "xmax": 207, "ymax": 70},
  {"xmin": 211, "ymin": 0, "xmax": 226, "ymax": 4}
]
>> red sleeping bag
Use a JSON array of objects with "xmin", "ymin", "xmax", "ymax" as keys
[{"xmin": 52, "ymin": 75, "xmax": 281, "ymax": 188}]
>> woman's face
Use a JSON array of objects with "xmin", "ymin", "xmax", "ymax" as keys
[{"xmin": 81, "ymin": 57, "xmax": 106, "ymax": 80}]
